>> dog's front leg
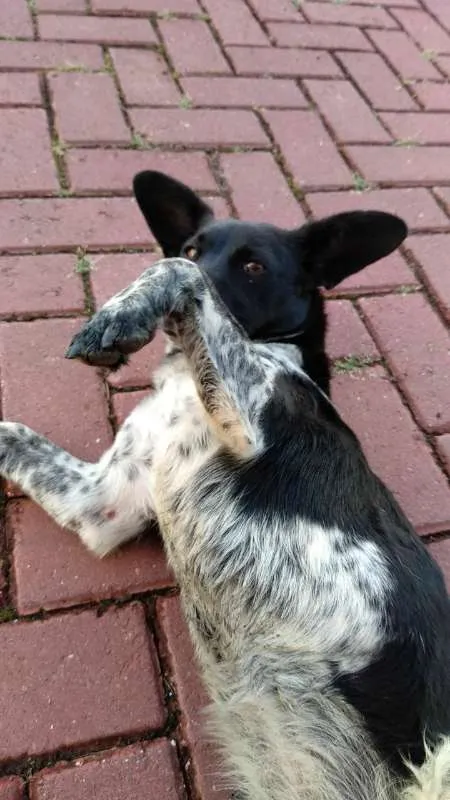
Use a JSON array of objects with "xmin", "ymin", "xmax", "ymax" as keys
[
  {"xmin": 165, "ymin": 280, "xmax": 274, "ymax": 458},
  {"xmin": 67, "ymin": 257, "xmax": 280, "ymax": 459},
  {"xmin": 66, "ymin": 258, "xmax": 201, "ymax": 367}
]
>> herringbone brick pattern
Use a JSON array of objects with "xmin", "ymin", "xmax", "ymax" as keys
[{"xmin": 0, "ymin": 0, "xmax": 449, "ymax": 797}]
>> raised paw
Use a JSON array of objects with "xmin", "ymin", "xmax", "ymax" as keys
[{"xmin": 65, "ymin": 305, "xmax": 156, "ymax": 368}]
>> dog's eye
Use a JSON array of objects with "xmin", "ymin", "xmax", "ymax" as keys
[
  {"xmin": 243, "ymin": 261, "xmax": 265, "ymax": 275},
  {"xmin": 185, "ymin": 246, "xmax": 199, "ymax": 261}
]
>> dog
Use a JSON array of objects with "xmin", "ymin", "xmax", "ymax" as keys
[{"xmin": 1, "ymin": 171, "xmax": 449, "ymax": 800}]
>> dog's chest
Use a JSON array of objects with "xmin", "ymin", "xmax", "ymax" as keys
[
  {"xmin": 150, "ymin": 355, "xmax": 216, "ymax": 456},
  {"xmin": 146, "ymin": 356, "xmax": 220, "ymax": 556}
]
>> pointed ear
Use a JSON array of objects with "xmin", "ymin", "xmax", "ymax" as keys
[
  {"xmin": 133, "ymin": 171, "xmax": 214, "ymax": 256},
  {"xmin": 293, "ymin": 211, "xmax": 408, "ymax": 289}
]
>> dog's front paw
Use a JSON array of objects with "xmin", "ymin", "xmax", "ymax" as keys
[{"xmin": 65, "ymin": 306, "xmax": 156, "ymax": 368}]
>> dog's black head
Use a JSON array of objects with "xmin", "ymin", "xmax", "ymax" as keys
[{"xmin": 133, "ymin": 170, "xmax": 407, "ymax": 392}]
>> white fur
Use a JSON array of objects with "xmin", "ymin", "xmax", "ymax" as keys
[{"xmin": 402, "ymin": 740, "xmax": 450, "ymax": 800}]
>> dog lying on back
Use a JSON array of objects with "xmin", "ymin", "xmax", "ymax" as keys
[{"xmin": 1, "ymin": 171, "xmax": 449, "ymax": 800}]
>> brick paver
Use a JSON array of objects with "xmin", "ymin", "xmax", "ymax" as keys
[
  {"xmin": 0, "ymin": 254, "xmax": 85, "ymax": 317},
  {"xmin": 181, "ymin": 76, "xmax": 308, "ymax": 109},
  {"xmin": 39, "ymin": 14, "xmax": 157, "ymax": 45},
  {"xmin": 91, "ymin": 0, "xmax": 199, "ymax": 11},
  {"xmin": 405, "ymin": 235, "xmax": 450, "ymax": 322},
  {"xmin": 304, "ymin": 79, "xmax": 391, "ymax": 144},
  {"xmin": 367, "ymin": 28, "xmax": 442, "ymax": 80},
  {"xmin": 229, "ymin": 45, "xmax": 341, "ymax": 78},
  {"xmin": 348, "ymin": 144, "xmax": 450, "ymax": 186},
  {"xmin": 269, "ymin": 22, "xmax": 372, "ymax": 51},
  {"xmin": 413, "ymin": 81, "xmax": 450, "ymax": 110},
  {"xmin": 381, "ymin": 112, "xmax": 450, "ymax": 144},
  {"xmin": 359, "ymin": 294, "xmax": 450, "ymax": 434},
  {"xmin": 325, "ymin": 300, "xmax": 379, "ymax": 361},
  {"xmin": 336, "ymin": 51, "xmax": 417, "ymax": 110},
  {"xmin": 0, "ymin": 109, "xmax": 58, "ymax": 196},
  {"xmin": 89, "ymin": 251, "xmax": 158, "ymax": 307},
  {"xmin": 159, "ymin": 19, "xmax": 230, "ymax": 76},
  {"xmin": 301, "ymin": 3, "xmax": 398, "ymax": 28},
  {"xmin": 0, "ymin": 604, "xmax": 165, "ymax": 762},
  {"xmin": 438, "ymin": 56, "xmax": 450, "ymax": 77},
  {"xmin": 130, "ymin": 108, "xmax": 268, "ymax": 147},
  {"xmin": 0, "ymin": 778, "xmax": 24, "ymax": 800},
  {"xmin": 110, "ymin": 48, "xmax": 180, "ymax": 106},
  {"xmin": 247, "ymin": 0, "xmax": 300, "ymax": 23},
  {"xmin": 392, "ymin": 8, "xmax": 450, "ymax": 53},
  {"xmin": 0, "ymin": 1, "xmax": 33, "ymax": 39},
  {"xmin": 0, "ymin": 41, "xmax": 103, "ymax": 70},
  {"xmin": 307, "ymin": 187, "xmax": 450, "ymax": 232},
  {"xmin": 202, "ymin": 0, "xmax": 267, "ymax": 47},
  {"xmin": 346, "ymin": 0, "xmax": 420, "ymax": 7},
  {"xmin": 0, "ymin": 74, "xmax": 41, "ymax": 107},
  {"xmin": 0, "ymin": 197, "xmax": 151, "ymax": 251},
  {"xmin": 221, "ymin": 151, "xmax": 306, "ymax": 226},
  {"xmin": 1, "ymin": 0, "xmax": 449, "ymax": 796},
  {"xmin": 49, "ymin": 73, "xmax": 130, "ymax": 145},
  {"xmin": 9, "ymin": 500, "xmax": 173, "ymax": 614},
  {"xmin": 29, "ymin": 740, "xmax": 185, "ymax": 800},
  {"xmin": 332, "ymin": 367, "xmax": 450, "ymax": 534},
  {"xmin": 435, "ymin": 186, "xmax": 450, "ymax": 214},
  {"xmin": 0, "ymin": 318, "xmax": 112, "ymax": 460},
  {"xmin": 436, "ymin": 435, "xmax": 450, "ymax": 475},
  {"xmin": 263, "ymin": 109, "xmax": 351, "ymax": 189},
  {"xmin": 37, "ymin": 0, "xmax": 85, "ymax": 9},
  {"xmin": 67, "ymin": 148, "xmax": 216, "ymax": 194}
]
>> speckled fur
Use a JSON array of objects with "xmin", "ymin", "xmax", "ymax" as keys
[{"xmin": 1, "ymin": 256, "xmax": 449, "ymax": 800}]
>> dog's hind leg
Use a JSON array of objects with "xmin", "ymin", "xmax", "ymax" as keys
[{"xmin": 0, "ymin": 392, "xmax": 157, "ymax": 556}]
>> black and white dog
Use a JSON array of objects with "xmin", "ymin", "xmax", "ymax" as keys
[{"xmin": 1, "ymin": 171, "xmax": 449, "ymax": 800}]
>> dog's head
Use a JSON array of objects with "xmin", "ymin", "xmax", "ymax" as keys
[{"xmin": 133, "ymin": 170, "xmax": 407, "ymax": 343}]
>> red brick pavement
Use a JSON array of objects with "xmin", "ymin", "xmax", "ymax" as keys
[{"xmin": 0, "ymin": 0, "xmax": 449, "ymax": 797}]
